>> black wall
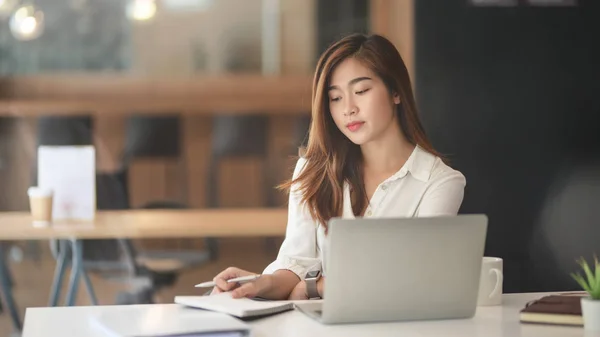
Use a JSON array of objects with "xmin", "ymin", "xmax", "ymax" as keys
[
  {"xmin": 317, "ymin": 0, "xmax": 369, "ymax": 63},
  {"xmin": 415, "ymin": 0, "xmax": 600, "ymax": 293}
]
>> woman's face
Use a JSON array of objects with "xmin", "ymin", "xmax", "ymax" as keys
[{"xmin": 328, "ymin": 57, "xmax": 400, "ymax": 146}]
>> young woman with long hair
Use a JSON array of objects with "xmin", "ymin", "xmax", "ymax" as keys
[{"xmin": 210, "ymin": 33, "xmax": 466, "ymax": 300}]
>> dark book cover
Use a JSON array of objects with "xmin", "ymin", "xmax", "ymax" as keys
[{"xmin": 520, "ymin": 294, "xmax": 584, "ymax": 326}]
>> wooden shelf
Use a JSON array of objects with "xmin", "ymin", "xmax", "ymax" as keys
[
  {"xmin": 0, "ymin": 74, "xmax": 313, "ymax": 116},
  {"xmin": 0, "ymin": 99, "xmax": 312, "ymax": 116}
]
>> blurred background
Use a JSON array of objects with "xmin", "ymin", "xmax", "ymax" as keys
[{"xmin": 0, "ymin": 0, "xmax": 599, "ymax": 335}]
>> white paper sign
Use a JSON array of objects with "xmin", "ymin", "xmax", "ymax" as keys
[{"xmin": 38, "ymin": 145, "xmax": 96, "ymax": 220}]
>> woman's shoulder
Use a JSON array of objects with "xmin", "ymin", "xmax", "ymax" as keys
[
  {"xmin": 430, "ymin": 156, "xmax": 466, "ymax": 187},
  {"xmin": 416, "ymin": 147, "xmax": 466, "ymax": 187},
  {"xmin": 293, "ymin": 154, "xmax": 309, "ymax": 178}
]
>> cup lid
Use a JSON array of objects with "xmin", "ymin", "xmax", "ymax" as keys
[{"xmin": 27, "ymin": 186, "xmax": 53, "ymax": 197}]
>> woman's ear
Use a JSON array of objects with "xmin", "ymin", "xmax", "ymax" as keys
[{"xmin": 393, "ymin": 92, "xmax": 401, "ymax": 105}]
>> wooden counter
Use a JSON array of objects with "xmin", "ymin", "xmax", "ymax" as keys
[{"xmin": 0, "ymin": 209, "xmax": 288, "ymax": 240}]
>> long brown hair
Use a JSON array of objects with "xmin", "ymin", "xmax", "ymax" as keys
[{"xmin": 279, "ymin": 33, "xmax": 442, "ymax": 231}]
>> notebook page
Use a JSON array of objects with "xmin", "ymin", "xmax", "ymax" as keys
[{"xmin": 175, "ymin": 293, "xmax": 294, "ymax": 317}]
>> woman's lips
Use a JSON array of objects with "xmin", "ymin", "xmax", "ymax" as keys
[{"xmin": 347, "ymin": 121, "xmax": 365, "ymax": 132}]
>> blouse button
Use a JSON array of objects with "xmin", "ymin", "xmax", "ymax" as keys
[
  {"xmin": 366, "ymin": 210, "xmax": 372, "ymax": 216},
  {"xmin": 381, "ymin": 184, "xmax": 388, "ymax": 191}
]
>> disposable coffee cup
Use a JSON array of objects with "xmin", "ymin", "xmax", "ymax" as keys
[{"xmin": 27, "ymin": 187, "xmax": 53, "ymax": 227}]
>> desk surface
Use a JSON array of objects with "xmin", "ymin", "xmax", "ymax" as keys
[
  {"xmin": 0, "ymin": 209, "xmax": 287, "ymax": 240},
  {"xmin": 22, "ymin": 292, "xmax": 598, "ymax": 337}
]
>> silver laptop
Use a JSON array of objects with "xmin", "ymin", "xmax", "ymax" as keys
[{"xmin": 294, "ymin": 214, "xmax": 488, "ymax": 324}]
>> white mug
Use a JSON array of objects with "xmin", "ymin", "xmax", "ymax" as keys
[{"xmin": 477, "ymin": 257, "xmax": 503, "ymax": 306}]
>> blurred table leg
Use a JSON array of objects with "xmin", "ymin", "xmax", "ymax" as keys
[
  {"xmin": 48, "ymin": 240, "xmax": 69, "ymax": 307},
  {"xmin": 65, "ymin": 239, "xmax": 98, "ymax": 306},
  {"xmin": 48, "ymin": 239, "xmax": 98, "ymax": 307},
  {"xmin": 0, "ymin": 244, "xmax": 22, "ymax": 332}
]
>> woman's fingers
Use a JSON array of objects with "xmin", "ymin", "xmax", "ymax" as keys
[
  {"xmin": 212, "ymin": 267, "xmax": 254, "ymax": 293},
  {"xmin": 230, "ymin": 275, "xmax": 273, "ymax": 299},
  {"xmin": 231, "ymin": 282, "xmax": 259, "ymax": 299}
]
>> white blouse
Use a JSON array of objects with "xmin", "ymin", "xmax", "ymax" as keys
[{"xmin": 262, "ymin": 145, "xmax": 466, "ymax": 279}]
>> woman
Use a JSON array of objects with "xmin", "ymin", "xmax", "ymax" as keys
[{"xmin": 210, "ymin": 33, "xmax": 466, "ymax": 300}]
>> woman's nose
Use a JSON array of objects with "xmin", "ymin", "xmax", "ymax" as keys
[{"xmin": 343, "ymin": 99, "xmax": 358, "ymax": 116}]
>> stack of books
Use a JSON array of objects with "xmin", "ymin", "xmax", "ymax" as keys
[{"xmin": 519, "ymin": 293, "xmax": 586, "ymax": 327}]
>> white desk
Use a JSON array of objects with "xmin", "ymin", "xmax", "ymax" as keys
[{"xmin": 22, "ymin": 292, "xmax": 600, "ymax": 337}]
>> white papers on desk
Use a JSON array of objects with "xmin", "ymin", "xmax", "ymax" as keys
[
  {"xmin": 91, "ymin": 305, "xmax": 250, "ymax": 337},
  {"xmin": 175, "ymin": 292, "xmax": 295, "ymax": 318},
  {"xmin": 37, "ymin": 145, "xmax": 96, "ymax": 220}
]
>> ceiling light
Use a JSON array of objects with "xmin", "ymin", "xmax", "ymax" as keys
[
  {"xmin": 127, "ymin": 0, "xmax": 157, "ymax": 21},
  {"xmin": 9, "ymin": 5, "xmax": 45, "ymax": 41}
]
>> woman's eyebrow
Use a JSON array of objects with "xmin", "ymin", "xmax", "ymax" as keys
[{"xmin": 328, "ymin": 76, "xmax": 372, "ymax": 91}]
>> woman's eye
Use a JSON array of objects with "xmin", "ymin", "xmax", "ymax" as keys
[
  {"xmin": 330, "ymin": 97, "xmax": 341, "ymax": 102},
  {"xmin": 356, "ymin": 88, "xmax": 370, "ymax": 95}
]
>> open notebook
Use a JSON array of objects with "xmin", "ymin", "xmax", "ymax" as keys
[
  {"xmin": 92, "ymin": 305, "xmax": 250, "ymax": 337},
  {"xmin": 175, "ymin": 292, "xmax": 297, "ymax": 319}
]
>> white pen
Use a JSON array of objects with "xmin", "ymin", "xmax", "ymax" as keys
[{"xmin": 194, "ymin": 274, "xmax": 261, "ymax": 288}]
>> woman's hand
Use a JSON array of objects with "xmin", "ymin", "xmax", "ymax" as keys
[
  {"xmin": 288, "ymin": 281, "xmax": 308, "ymax": 300},
  {"xmin": 287, "ymin": 277, "xmax": 325, "ymax": 300},
  {"xmin": 210, "ymin": 267, "xmax": 256, "ymax": 295},
  {"xmin": 210, "ymin": 266, "xmax": 274, "ymax": 299},
  {"xmin": 229, "ymin": 274, "xmax": 274, "ymax": 299}
]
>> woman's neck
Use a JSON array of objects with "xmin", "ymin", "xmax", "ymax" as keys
[{"xmin": 360, "ymin": 123, "xmax": 415, "ymax": 177}]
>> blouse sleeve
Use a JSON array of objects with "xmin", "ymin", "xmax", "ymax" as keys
[
  {"xmin": 262, "ymin": 157, "xmax": 322, "ymax": 280},
  {"xmin": 416, "ymin": 169, "xmax": 466, "ymax": 217}
]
